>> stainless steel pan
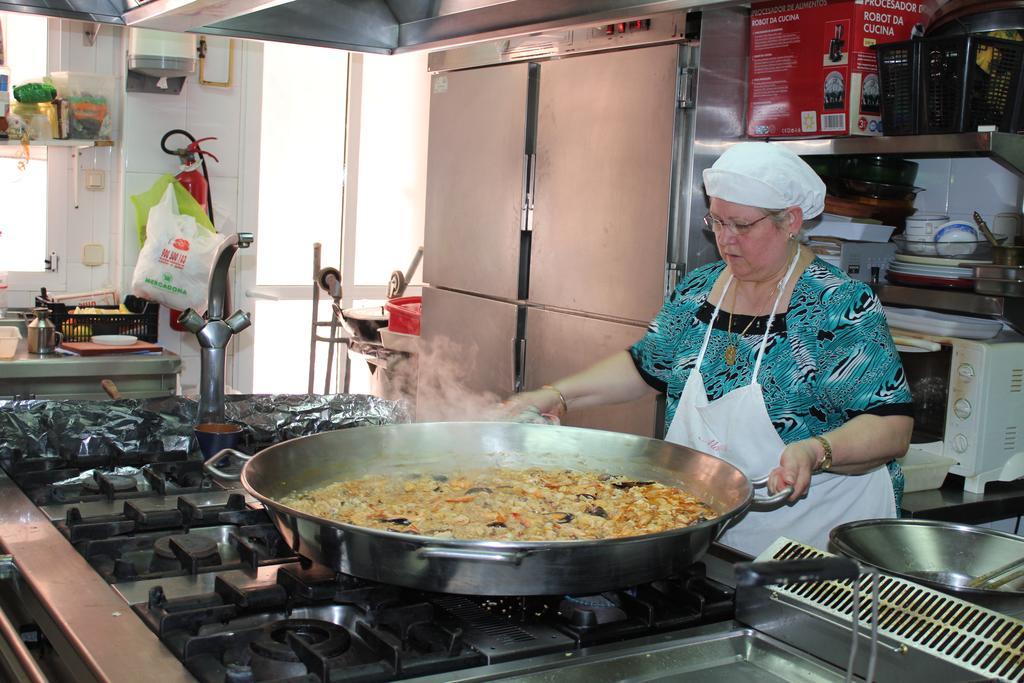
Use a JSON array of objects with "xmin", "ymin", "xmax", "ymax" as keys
[
  {"xmin": 830, "ymin": 519, "xmax": 1024, "ymax": 615},
  {"xmin": 207, "ymin": 422, "xmax": 786, "ymax": 595}
]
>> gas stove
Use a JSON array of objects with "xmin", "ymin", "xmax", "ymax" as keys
[
  {"xmin": 26, "ymin": 465, "xmax": 739, "ymax": 682},
  {"xmin": 1, "ymin": 451, "xmax": 1011, "ymax": 682},
  {"xmin": 129, "ymin": 560, "xmax": 735, "ymax": 683}
]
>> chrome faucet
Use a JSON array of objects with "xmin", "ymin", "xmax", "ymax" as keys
[{"xmin": 178, "ymin": 232, "xmax": 254, "ymax": 423}]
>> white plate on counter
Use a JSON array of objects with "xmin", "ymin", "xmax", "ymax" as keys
[{"xmin": 91, "ymin": 335, "xmax": 138, "ymax": 346}]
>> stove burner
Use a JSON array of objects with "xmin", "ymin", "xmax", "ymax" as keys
[
  {"xmin": 248, "ymin": 619, "xmax": 351, "ymax": 679},
  {"xmin": 154, "ymin": 534, "xmax": 218, "ymax": 560},
  {"xmin": 149, "ymin": 534, "xmax": 223, "ymax": 573},
  {"xmin": 559, "ymin": 594, "xmax": 628, "ymax": 628},
  {"xmin": 81, "ymin": 474, "xmax": 137, "ymax": 494},
  {"xmin": 134, "ymin": 561, "xmax": 734, "ymax": 682}
]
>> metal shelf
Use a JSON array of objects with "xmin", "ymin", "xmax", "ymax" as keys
[
  {"xmin": 0, "ymin": 139, "xmax": 114, "ymax": 148},
  {"xmin": 772, "ymin": 132, "xmax": 1024, "ymax": 176},
  {"xmin": 874, "ymin": 284, "xmax": 1024, "ymax": 332}
]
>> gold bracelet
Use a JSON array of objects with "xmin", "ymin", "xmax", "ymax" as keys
[
  {"xmin": 542, "ymin": 384, "xmax": 568, "ymax": 414},
  {"xmin": 811, "ymin": 434, "xmax": 833, "ymax": 472}
]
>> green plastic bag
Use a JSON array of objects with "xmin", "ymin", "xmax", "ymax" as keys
[
  {"xmin": 12, "ymin": 82, "xmax": 57, "ymax": 104},
  {"xmin": 130, "ymin": 174, "xmax": 215, "ymax": 246}
]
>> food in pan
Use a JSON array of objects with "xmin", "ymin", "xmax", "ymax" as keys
[{"xmin": 280, "ymin": 468, "xmax": 717, "ymax": 541}]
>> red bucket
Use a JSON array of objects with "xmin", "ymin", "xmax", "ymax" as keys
[{"xmin": 384, "ymin": 296, "xmax": 422, "ymax": 336}]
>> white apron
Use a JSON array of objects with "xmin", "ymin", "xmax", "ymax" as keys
[{"xmin": 664, "ymin": 251, "xmax": 895, "ymax": 557}]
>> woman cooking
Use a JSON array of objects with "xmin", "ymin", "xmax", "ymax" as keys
[{"xmin": 508, "ymin": 142, "xmax": 914, "ymax": 557}]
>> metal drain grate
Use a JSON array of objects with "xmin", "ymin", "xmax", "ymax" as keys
[
  {"xmin": 432, "ymin": 596, "xmax": 537, "ymax": 643},
  {"xmin": 763, "ymin": 538, "xmax": 1024, "ymax": 681}
]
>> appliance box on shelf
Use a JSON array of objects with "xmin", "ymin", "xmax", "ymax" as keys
[{"xmin": 748, "ymin": 0, "xmax": 924, "ymax": 138}]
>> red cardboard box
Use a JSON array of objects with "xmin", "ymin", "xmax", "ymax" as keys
[{"xmin": 748, "ymin": 0, "xmax": 924, "ymax": 137}]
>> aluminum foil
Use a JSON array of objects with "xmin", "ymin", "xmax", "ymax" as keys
[
  {"xmin": 0, "ymin": 394, "xmax": 410, "ymax": 471},
  {"xmin": 51, "ymin": 466, "xmax": 146, "ymax": 489}
]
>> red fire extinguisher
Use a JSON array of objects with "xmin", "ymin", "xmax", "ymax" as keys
[
  {"xmin": 160, "ymin": 130, "xmax": 219, "ymax": 330},
  {"xmin": 175, "ymin": 138, "xmax": 219, "ymax": 214},
  {"xmin": 162, "ymin": 129, "xmax": 219, "ymax": 220}
]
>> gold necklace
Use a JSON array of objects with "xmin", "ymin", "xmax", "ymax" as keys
[
  {"xmin": 723, "ymin": 249, "xmax": 798, "ymax": 366},
  {"xmin": 723, "ymin": 285, "xmax": 762, "ymax": 366}
]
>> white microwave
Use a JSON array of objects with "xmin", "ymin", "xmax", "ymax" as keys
[{"xmin": 896, "ymin": 331, "xmax": 1024, "ymax": 493}]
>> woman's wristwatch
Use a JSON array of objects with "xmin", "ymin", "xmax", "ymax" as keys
[{"xmin": 811, "ymin": 434, "xmax": 833, "ymax": 472}]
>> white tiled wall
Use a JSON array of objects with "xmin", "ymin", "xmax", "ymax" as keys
[
  {"xmin": 4, "ymin": 21, "xmax": 252, "ymax": 394},
  {"xmin": 913, "ymin": 158, "xmax": 1024, "ymax": 242},
  {"xmin": 120, "ymin": 37, "xmax": 249, "ymax": 393}
]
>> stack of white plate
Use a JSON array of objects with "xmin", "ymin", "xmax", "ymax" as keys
[
  {"xmin": 886, "ymin": 258, "xmax": 974, "ymax": 288},
  {"xmin": 893, "ymin": 253, "xmax": 989, "ymax": 267}
]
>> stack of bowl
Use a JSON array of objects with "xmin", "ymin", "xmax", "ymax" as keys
[
  {"xmin": 823, "ymin": 156, "xmax": 922, "ymax": 228},
  {"xmin": 888, "ymin": 215, "xmax": 1007, "ymax": 290}
]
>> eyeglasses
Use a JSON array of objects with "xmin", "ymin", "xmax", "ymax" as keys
[{"xmin": 703, "ymin": 213, "xmax": 773, "ymax": 237}]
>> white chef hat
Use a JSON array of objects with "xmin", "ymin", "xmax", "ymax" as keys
[{"xmin": 703, "ymin": 142, "xmax": 826, "ymax": 220}]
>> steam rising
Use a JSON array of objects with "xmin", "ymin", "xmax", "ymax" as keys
[{"xmin": 378, "ymin": 335, "xmax": 508, "ymax": 422}]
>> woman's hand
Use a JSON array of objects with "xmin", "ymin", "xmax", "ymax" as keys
[
  {"xmin": 499, "ymin": 387, "xmax": 566, "ymax": 420},
  {"xmin": 496, "ymin": 351, "xmax": 657, "ymax": 422},
  {"xmin": 767, "ymin": 439, "xmax": 820, "ymax": 502}
]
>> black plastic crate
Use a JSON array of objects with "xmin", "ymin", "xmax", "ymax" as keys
[
  {"xmin": 874, "ymin": 39, "xmax": 921, "ymax": 135},
  {"xmin": 875, "ymin": 34, "xmax": 1024, "ymax": 135},
  {"xmin": 34, "ymin": 295, "xmax": 159, "ymax": 343},
  {"xmin": 928, "ymin": 34, "xmax": 1023, "ymax": 134}
]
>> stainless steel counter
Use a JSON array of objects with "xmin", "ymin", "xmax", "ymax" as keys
[
  {"xmin": 0, "ymin": 470, "xmax": 196, "ymax": 682},
  {"xmin": 0, "ymin": 341, "xmax": 181, "ymax": 400},
  {"xmin": 902, "ymin": 474, "xmax": 1024, "ymax": 525}
]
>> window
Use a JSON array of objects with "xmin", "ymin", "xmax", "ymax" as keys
[
  {"xmin": 249, "ymin": 42, "xmax": 348, "ymax": 394},
  {"xmin": 0, "ymin": 13, "xmax": 50, "ymax": 274},
  {"xmin": 239, "ymin": 47, "xmax": 430, "ymax": 396},
  {"xmin": 351, "ymin": 53, "xmax": 428, "ymax": 287},
  {"xmin": 0, "ymin": 12, "xmax": 67, "ymax": 298}
]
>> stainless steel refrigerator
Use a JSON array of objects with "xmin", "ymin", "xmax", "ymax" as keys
[{"xmin": 418, "ymin": 9, "xmax": 748, "ymax": 436}]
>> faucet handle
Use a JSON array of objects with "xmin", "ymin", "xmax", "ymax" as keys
[
  {"xmin": 225, "ymin": 310, "xmax": 251, "ymax": 334},
  {"xmin": 177, "ymin": 308, "xmax": 205, "ymax": 333}
]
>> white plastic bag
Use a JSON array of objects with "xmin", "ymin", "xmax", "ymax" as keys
[{"xmin": 131, "ymin": 185, "xmax": 229, "ymax": 312}]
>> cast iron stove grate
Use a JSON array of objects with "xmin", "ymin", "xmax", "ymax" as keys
[
  {"xmin": 136, "ymin": 564, "xmax": 486, "ymax": 682},
  {"xmin": 10, "ymin": 455, "xmax": 218, "ymax": 505},
  {"xmin": 82, "ymin": 523, "xmax": 296, "ymax": 582},
  {"xmin": 134, "ymin": 561, "xmax": 734, "ymax": 682},
  {"xmin": 58, "ymin": 493, "xmax": 295, "ymax": 581},
  {"xmin": 57, "ymin": 493, "xmax": 266, "ymax": 543}
]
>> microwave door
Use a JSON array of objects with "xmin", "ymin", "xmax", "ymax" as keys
[{"xmin": 898, "ymin": 345, "xmax": 953, "ymax": 444}]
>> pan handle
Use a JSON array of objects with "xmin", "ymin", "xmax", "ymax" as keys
[
  {"xmin": 417, "ymin": 547, "xmax": 528, "ymax": 565},
  {"xmin": 203, "ymin": 448, "xmax": 252, "ymax": 480},
  {"xmin": 749, "ymin": 475, "xmax": 793, "ymax": 508}
]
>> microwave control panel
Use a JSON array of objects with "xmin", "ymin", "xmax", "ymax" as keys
[
  {"xmin": 946, "ymin": 340, "xmax": 1024, "ymax": 494},
  {"xmin": 946, "ymin": 344, "xmax": 981, "ymax": 463}
]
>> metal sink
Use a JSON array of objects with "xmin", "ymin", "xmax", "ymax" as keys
[{"xmin": 411, "ymin": 622, "xmax": 855, "ymax": 682}]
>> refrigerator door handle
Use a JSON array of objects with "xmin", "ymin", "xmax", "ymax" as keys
[
  {"xmin": 526, "ymin": 153, "xmax": 537, "ymax": 230},
  {"xmin": 520, "ymin": 154, "xmax": 531, "ymax": 232},
  {"xmin": 512, "ymin": 337, "xmax": 526, "ymax": 393}
]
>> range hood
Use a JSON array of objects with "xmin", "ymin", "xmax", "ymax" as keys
[{"xmin": 0, "ymin": 0, "xmax": 737, "ymax": 53}]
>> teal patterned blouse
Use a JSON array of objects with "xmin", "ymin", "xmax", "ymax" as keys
[{"xmin": 629, "ymin": 258, "xmax": 913, "ymax": 506}]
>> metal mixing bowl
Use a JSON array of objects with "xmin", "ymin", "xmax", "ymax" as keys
[{"xmin": 829, "ymin": 519, "xmax": 1024, "ymax": 616}]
